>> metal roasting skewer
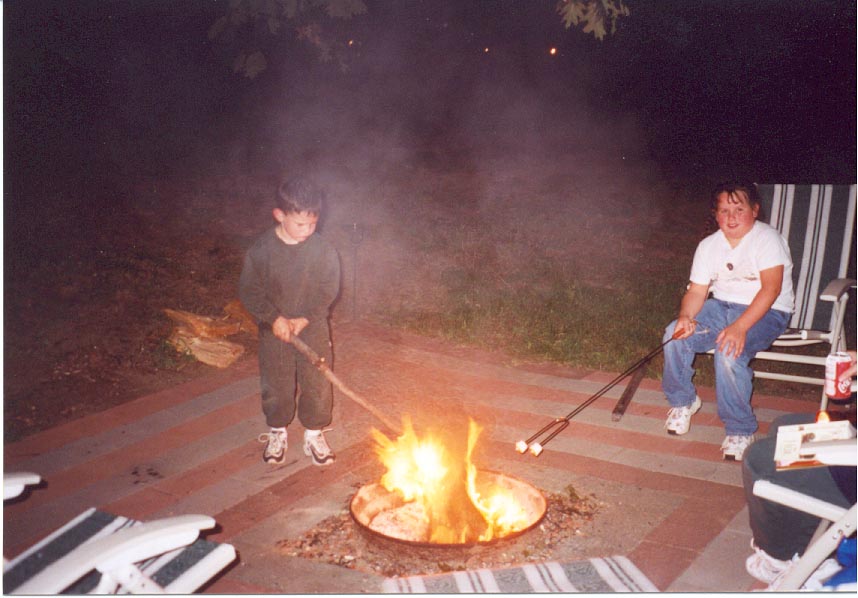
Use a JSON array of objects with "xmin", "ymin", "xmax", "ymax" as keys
[{"xmin": 516, "ymin": 328, "xmax": 686, "ymax": 457}]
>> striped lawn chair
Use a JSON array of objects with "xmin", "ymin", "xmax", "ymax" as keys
[
  {"xmin": 3, "ymin": 473, "xmax": 236, "ymax": 594},
  {"xmin": 752, "ymin": 184, "xmax": 856, "ymax": 408}
]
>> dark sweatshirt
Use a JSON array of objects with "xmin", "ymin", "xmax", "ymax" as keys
[{"xmin": 238, "ymin": 228, "xmax": 340, "ymax": 329}]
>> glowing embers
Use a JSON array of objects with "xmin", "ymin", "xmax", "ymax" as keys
[{"xmin": 350, "ymin": 417, "xmax": 546, "ymax": 546}]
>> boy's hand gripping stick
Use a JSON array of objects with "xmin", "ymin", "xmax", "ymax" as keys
[
  {"xmin": 516, "ymin": 329, "xmax": 684, "ymax": 457},
  {"xmin": 288, "ymin": 335, "xmax": 401, "ymax": 435}
]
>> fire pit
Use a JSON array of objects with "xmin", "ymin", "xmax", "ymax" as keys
[
  {"xmin": 350, "ymin": 470, "xmax": 547, "ymax": 547},
  {"xmin": 351, "ymin": 416, "xmax": 547, "ymax": 547}
]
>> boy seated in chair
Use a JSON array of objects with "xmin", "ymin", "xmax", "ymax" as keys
[{"xmin": 661, "ymin": 180, "xmax": 794, "ymax": 460}]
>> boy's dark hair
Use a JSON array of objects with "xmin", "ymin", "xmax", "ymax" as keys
[
  {"xmin": 711, "ymin": 180, "xmax": 763, "ymax": 216},
  {"xmin": 703, "ymin": 180, "xmax": 765, "ymax": 234},
  {"xmin": 276, "ymin": 177, "xmax": 325, "ymax": 215}
]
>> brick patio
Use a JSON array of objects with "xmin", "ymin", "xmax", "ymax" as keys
[{"xmin": 5, "ymin": 321, "xmax": 815, "ymax": 592}]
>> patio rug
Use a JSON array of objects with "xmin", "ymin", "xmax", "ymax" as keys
[{"xmin": 381, "ymin": 556, "xmax": 659, "ymax": 593}]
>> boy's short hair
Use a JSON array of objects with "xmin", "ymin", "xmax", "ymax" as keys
[
  {"xmin": 711, "ymin": 180, "xmax": 764, "ymax": 220},
  {"xmin": 276, "ymin": 177, "xmax": 325, "ymax": 215}
]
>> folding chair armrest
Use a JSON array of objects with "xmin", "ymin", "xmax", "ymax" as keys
[
  {"xmin": 819, "ymin": 277, "xmax": 857, "ymax": 302},
  {"xmin": 753, "ymin": 480, "xmax": 849, "ymax": 522},
  {"xmin": 12, "ymin": 514, "xmax": 216, "ymax": 594},
  {"xmin": 3, "ymin": 472, "xmax": 41, "ymax": 500}
]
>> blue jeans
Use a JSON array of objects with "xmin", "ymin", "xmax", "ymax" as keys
[{"xmin": 662, "ymin": 299, "xmax": 790, "ymax": 435}]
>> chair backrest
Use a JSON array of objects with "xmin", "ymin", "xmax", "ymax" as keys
[{"xmin": 758, "ymin": 184, "xmax": 857, "ymax": 332}]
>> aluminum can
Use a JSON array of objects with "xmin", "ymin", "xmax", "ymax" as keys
[{"xmin": 825, "ymin": 352, "xmax": 853, "ymax": 399}]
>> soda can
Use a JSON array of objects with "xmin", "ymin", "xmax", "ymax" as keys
[{"xmin": 825, "ymin": 352, "xmax": 853, "ymax": 399}]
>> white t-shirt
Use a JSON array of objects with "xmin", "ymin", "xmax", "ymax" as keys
[{"xmin": 689, "ymin": 221, "xmax": 795, "ymax": 313}]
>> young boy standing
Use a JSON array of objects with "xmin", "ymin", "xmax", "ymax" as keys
[
  {"xmin": 239, "ymin": 177, "xmax": 341, "ymax": 466},
  {"xmin": 662, "ymin": 181, "xmax": 794, "ymax": 461}
]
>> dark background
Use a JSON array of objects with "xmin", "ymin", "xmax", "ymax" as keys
[{"xmin": 6, "ymin": 0, "xmax": 855, "ymax": 199}]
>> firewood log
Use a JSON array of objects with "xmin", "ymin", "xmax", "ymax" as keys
[
  {"xmin": 168, "ymin": 326, "xmax": 244, "ymax": 368},
  {"xmin": 222, "ymin": 299, "xmax": 258, "ymax": 337},
  {"xmin": 163, "ymin": 308, "xmax": 241, "ymax": 339}
]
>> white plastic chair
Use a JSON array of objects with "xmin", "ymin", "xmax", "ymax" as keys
[
  {"xmin": 3, "ymin": 473, "xmax": 237, "ymax": 594},
  {"xmin": 3, "ymin": 472, "xmax": 41, "ymax": 501},
  {"xmin": 753, "ymin": 435, "xmax": 857, "ymax": 591}
]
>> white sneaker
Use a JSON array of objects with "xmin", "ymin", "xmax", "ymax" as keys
[
  {"xmin": 721, "ymin": 434, "xmax": 755, "ymax": 461},
  {"xmin": 747, "ymin": 539, "xmax": 845, "ymax": 590},
  {"xmin": 746, "ymin": 539, "xmax": 795, "ymax": 584},
  {"xmin": 259, "ymin": 428, "xmax": 287, "ymax": 464},
  {"xmin": 665, "ymin": 396, "xmax": 702, "ymax": 435},
  {"xmin": 303, "ymin": 429, "xmax": 335, "ymax": 466}
]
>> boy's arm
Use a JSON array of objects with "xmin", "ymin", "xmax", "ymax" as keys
[
  {"xmin": 674, "ymin": 282, "xmax": 709, "ymax": 339},
  {"xmin": 716, "ymin": 265, "xmax": 783, "ymax": 358}
]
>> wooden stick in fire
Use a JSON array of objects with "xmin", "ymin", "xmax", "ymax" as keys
[
  {"xmin": 516, "ymin": 327, "xmax": 686, "ymax": 457},
  {"xmin": 288, "ymin": 335, "xmax": 401, "ymax": 435}
]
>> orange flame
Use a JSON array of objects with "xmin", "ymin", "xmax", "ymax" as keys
[
  {"xmin": 816, "ymin": 410, "xmax": 830, "ymax": 423},
  {"xmin": 371, "ymin": 417, "xmax": 531, "ymax": 543}
]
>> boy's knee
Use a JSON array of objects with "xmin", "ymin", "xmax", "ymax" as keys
[{"xmin": 713, "ymin": 350, "xmax": 741, "ymax": 373}]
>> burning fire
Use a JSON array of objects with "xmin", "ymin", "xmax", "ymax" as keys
[{"xmin": 371, "ymin": 417, "xmax": 532, "ymax": 544}]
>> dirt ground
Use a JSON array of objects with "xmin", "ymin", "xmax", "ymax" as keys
[{"xmin": 3, "ymin": 172, "xmax": 247, "ymax": 442}]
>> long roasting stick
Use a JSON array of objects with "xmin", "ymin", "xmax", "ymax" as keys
[
  {"xmin": 289, "ymin": 335, "xmax": 401, "ymax": 435},
  {"xmin": 516, "ymin": 330, "xmax": 682, "ymax": 457},
  {"xmin": 611, "ymin": 365, "xmax": 647, "ymax": 422}
]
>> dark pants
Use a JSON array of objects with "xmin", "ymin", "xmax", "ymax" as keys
[
  {"xmin": 258, "ymin": 321, "xmax": 333, "ymax": 430},
  {"xmin": 742, "ymin": 413, "xmax": 854, "ymax": 560}
]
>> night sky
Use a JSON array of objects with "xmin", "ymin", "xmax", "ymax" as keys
[{"xmin": 5, "ymin": 0, "xmax": 856, "ymax": 228}]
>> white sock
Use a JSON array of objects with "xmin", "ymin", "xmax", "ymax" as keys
[
  {"xmin": 271, "ymin": 427, "xmax": 286, "ymax": 434},
  {"xmin": 305, "ymin": 429, "xmax": 320, "ymax": 437}
]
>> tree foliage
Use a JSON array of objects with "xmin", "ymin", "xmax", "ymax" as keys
[
  {"xmin": 556, "ymin": 0, "xmax": 630, "ymax": 40},
  {"xmin": 211, "ymin": 0, "xmax": 629, "ymax": 79},
  {"xmin": 208, "ymin": 0, "xmax": 367, "ymax": 78}
]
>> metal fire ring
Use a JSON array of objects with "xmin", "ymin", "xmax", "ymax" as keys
[{"xmin": 349, "ymin": 470, "xmax": 547, "ymax": 548}]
